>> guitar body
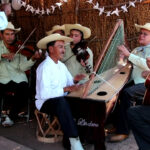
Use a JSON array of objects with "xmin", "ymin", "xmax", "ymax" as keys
[{"xmin": 143, "ymin": 73, "xmax": 150, "ymax": 105}]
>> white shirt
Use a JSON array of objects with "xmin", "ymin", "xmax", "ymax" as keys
[
  {"xmin": 35, "ymin": 56, "xmax": 74, "ymax": 110},
  {"xmin": 0, "ymin": 12, "xmax": 8, "ymax": 30}
]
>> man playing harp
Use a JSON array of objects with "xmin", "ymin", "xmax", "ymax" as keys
[{"xmin": 109, "ymin": 23, "xmax": 150, "ymax": 142}]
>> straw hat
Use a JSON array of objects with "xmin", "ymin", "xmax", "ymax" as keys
[
  {"xmin": 65, "ymin": 24, "xmax": 91, "ymax": 39},
  {"xmin": 46, "ymin": 25, "xmax": 65, "ymax": 35},
  {"xmin": 135, "ymin": 23, "xmax": 150, "ymax": 32},
  {"xmin": 37, "ymin": 33, "xmax": 73, "ymax": 49},
  {"xmin": 0, "ymin": 12, "xmax": 8, "ymax": 30},
  {"xmin": 5, "ymin": 22, "xmax": 21, "ymax": 33}
]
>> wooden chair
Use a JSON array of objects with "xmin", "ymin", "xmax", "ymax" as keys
[{"xmin": 34, "ymin": 109, "xmax": 63, "ymax": 143}]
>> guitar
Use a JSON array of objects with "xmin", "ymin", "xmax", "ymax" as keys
[{"xmin": 143, "ymin": 73, "xmax": 150, "ymax": 105}]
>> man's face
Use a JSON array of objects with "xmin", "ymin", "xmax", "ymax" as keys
[
  {"xmin": 2, "ymin": 29, "xmax": 15, "ymax": 45},
  {"xmin": 138, "ymin": 29, "xmax": 150, "ymax": 46},
  {"xmin": 70, "ymin": 30, "xmax": 82, "ymax": 45},
  {"xmin": 50, "ymin": 40, "xmax": 65, "ymax": 61}
]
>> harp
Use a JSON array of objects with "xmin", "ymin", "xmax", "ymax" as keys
[
  {"xmin": 66, "ymin": 19, "xmax": 132, "ymax": 150},
  {"xmin": 68, "ymin": 19, "xmax": 131, "ymax": 107}
]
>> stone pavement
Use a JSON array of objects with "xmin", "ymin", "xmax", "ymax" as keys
[{"xmin": 0, "ymin": 119, "xmax": 138, "ymax": 150}]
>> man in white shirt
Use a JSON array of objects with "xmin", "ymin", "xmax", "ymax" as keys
[{"xmin": 36, "ymin": 33, "xmax": 85, "ymax": 150}]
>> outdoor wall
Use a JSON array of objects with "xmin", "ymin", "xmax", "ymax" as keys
[{"xmin": 11, "ymin": 0, "xmax": 150, "ymax": 64}]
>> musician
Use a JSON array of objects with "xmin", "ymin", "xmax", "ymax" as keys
[
  {"xmin": 46, "ymin": 24, "xmax": 65, "ymax": 36},
  {"xmin": 36, "ymin": 33, "xmax": 85, "ymax": 150},
  {"xmin": 62, "ymin": 24, "xmax": 93, "ymax": 77},
  {"xmin": 127, "ymin": 57, "xmax": 150, "ymax": 150},
  {"xmin": 0, "ymin": 22, "xmax": 40, "ymax": 126},
  {"xmin": 109, "ymin": 23, "xmax": 150, "ymax": 142}
]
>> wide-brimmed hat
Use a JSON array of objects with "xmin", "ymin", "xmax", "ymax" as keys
[
  {"xmin": 46, "ymin": 25, "xmax": 65, "ymax": 35},
  {"xmin": 37, "ymin": 33, "xmax": 73, "ymax": 49},
  {"xmin": 0, "ymin": 12, "xmax": 8, "ymax": 30},
  {"xmin": 65, "ymin": 24, "xmax": 91, "ymax": 39},
  {"xmin": 135, "ymin": 23, "xmax": 150, "ymax": 32},
  {"xmin": 5, "ymin": 22, "xmax": 21, "ymax": 33}
]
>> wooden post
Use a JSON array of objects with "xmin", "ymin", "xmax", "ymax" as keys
[{"xmin": 75, "ymin": 0, "xmax": 80, "ymax": 23}]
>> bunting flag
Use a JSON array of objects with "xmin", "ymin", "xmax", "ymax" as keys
[
  {"xmin": 19, "ymin": 0, "xmax": 68, "ymax": 15},
  {"xmin": 86, "ymin": 0, "xmax": 145, "ymax": 17},
  {"xmin": 14, "ymin": 0, "xmax": 146, "ymax": 16}
]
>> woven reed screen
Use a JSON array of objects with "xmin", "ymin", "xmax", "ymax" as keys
[{"xmin": 11, "ymin": 0, "xmax": 150, "ymax": 64}]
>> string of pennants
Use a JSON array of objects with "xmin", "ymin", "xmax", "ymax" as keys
[{"xmin": 18, "ymin": 0, "xmax": 145, "ymax": 16}]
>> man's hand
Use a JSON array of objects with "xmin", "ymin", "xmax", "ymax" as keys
[
  {"xmin": 74, "ymin": 73, "xmax": 86, "ymax": 83},
  {"xmin": 146, "ymin": 57, "xmax": 150, "ymax": 68},
  {"xmin": 64, "ymin": 84, "xmax": 83, "ymax": 93},
  {"xmin": 2, "ymin": 53, "xmax": 15, "ymax": 61},
  {"xmin": 142, "ymin": 70, "xmax": 150, "ymax": 79},
  {"xmin": 117, "ymin": 45, "xmax": 130, "ymax": 58}
]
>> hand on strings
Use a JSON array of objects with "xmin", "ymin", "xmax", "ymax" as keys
[
  {"xmin": 80, "ymin": 59, "xmax": 87, "ymax": 67},
  {"xmin": 64, "ymin": 84, "xmax": 82, "ymax": 93},
  {"xmin": 74, "ymin": 73, "xmax": 86, "ymax": 83},
  {"xmin": 146, "ymin": 57, "xmax": 150, "ymax": 68},
  {"xmin": 1, "ymin": 52, "xmax": 15, "ymax": 61},
  {"xmin": 117, "ymin": 45, "xmax": 130, "ymax": 57},
  {"xmin": 142, "ymin": 70, "xmax": 150, "ymax": 79}
]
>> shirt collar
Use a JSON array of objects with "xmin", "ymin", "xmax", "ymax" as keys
[{"xmin": 136, "ymin": 44, "xmax": 150, "ymax": 52}]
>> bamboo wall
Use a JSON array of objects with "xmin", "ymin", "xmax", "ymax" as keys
[{"xmin": 11, "ymin": 0, "xmax": 150, "ymax": 64}]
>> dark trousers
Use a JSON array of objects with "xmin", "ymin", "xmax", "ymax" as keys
[
  {"xmin": 127, "ymin": 106, "xmax": 150, "ymax": 150},
  {"xmin": 40, "ymin": 97, "xmax": 78, "ymax": 138},
  {"xmin": 116, "ymin": 81, "xmax": 146, "ymax": 135},
  {"xmin": 0, "ymin": 81, "xmax": 29, "ymax": 121}
]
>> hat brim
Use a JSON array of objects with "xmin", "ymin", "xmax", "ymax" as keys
[
  {"xmin": 135, "ymin": 24, "xmax": 150, "ymax": 32},
  {"xmin": 6, "ymin": 27, "xmax": 21, "ymax": 33},
  {"xmin": 37, "ymin": 34, "xmax": 73, "ymax": 49},
  {"xmin": 65, "ymin": 24, "xmax": 91, "ymax": 39},
  {"xmin": 46, "ymin": 26, "xmax": 65, "ymax": 35}
]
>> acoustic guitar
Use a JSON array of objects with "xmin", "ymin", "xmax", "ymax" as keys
[{"xmin": 143, "ymin": 73, "xmax": 150, "ymax": 105}]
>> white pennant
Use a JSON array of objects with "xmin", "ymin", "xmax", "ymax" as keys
[
  {"xmin": 21, "ymin": 1, "xmax": 26, "ymax": 7},
  {"xmin": 129, "ymin": 1, "xmax": 136, "ymax": 7},
  {"xmin": 106, "ymin": 11, "xmax": 111, "ymax": 16},
  {"xmin": 46, "ymin": 8, "xmax": 51, "ymax": 15},
  {"xmin": 93, "ymin": 2, "xmax": 99, "ymax": 10},
  {"xmin": 55, "ymin": 2, "xmax": 62, "ymax": 9},
  {"xmin": 41, "ymin": 9, "xmax": 45, "ymax": 15},
  {"xmin": 30, "ymin": 6, "xmax": 35, "ymax": 13},
  {"xmin": 98, "ymin": 7, "xmax": 104, "ymax": 15},
  {"xmin": 51, "ymin": 5, "xmax": 56, "ymax": 13},
  {"xmin": 35, "ymin": 8, "xmax": 40, "ymax": 14},
  {"xmin": 86, "ymin": 0, "xmax": 93, "ymax": 4},
  {"xmin": 121, "ymin": 5, "xmax": 128, "ymax": 12},
  {"xmin": 111, "ymin": 8, "xmax": 119, "ymax": 16}
]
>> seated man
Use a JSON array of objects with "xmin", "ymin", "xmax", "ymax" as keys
[
  {"xmin": 109, "ymin": 23, "xmax": 150, "ymax": 142},
  {"xmin": 36, "ymin": 33, "xmax": 85, "ymax": 150},
  {"xmin": 0, "ymin": 22, "xmax": 40, "ymax": 126},
  {"xmin": 63, "ymin": 24, "xmax": 93, "ymax": 77},
  {"xmin": 127, "ymin": 57, "xmax": 150, "ymax": 150}
]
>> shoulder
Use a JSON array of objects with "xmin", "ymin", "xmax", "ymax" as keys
[{"xmin": 87, "ymin": 47, "xmax": 93, "ymax": 56}]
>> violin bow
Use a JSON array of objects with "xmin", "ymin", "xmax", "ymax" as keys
[{"xmin": 14, "ymin": 27, "xmax": 37, "ymax": 56}]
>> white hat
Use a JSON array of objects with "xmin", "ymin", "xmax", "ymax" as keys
[
  {"xmin": 5, "ymin": 22, "xmax": 21, "ymax": 33},
  {"xmin": 37, "ymin": 33, "xmax": 73, "ymax": 49},
  {"xmin": 0, "ymin": 12, "xmax": 8, "ymax": 30},
  {"xmin": 65, "ymin": 24, "xmax": 91, "ymax": 39},
  {"xmin": 135, "ymin": 23, "xmax": 150, "ymax": 32},
  {"xmin": 46, "ymin": 25, "xmax": 65, "ymax": 35}
]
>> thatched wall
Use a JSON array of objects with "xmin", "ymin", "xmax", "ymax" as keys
[{"xmin": 11, "ymin": 0, "xmax": 150, "ymax": 64}]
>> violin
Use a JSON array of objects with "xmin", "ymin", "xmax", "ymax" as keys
[
  {"xmin": 7, "ymin": 40, "xmax": 35, "ymax": 59},
  {"xmin": 72, "ymin": 41, "xmax": 92, "ymax": 73},
  {"xmin": 143, "ymin": 73, "xmax": 150, "ymax": 105}
]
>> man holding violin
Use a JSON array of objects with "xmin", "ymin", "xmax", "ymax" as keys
[{"xmin": 0, "ymin": 22, "xmax": 40, "ymax": 126}]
